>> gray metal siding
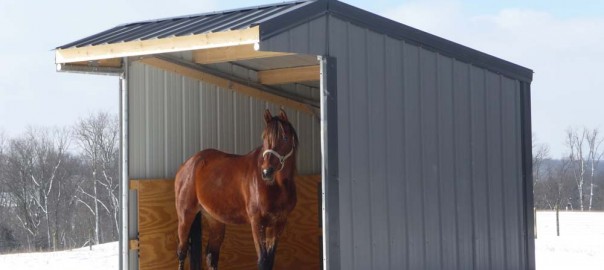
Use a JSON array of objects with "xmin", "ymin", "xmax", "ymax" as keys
[
  {"xmin": 128, "ymin": 61, "xmax": 320, "ymax": 179},
  {"xmin": 259, "ymin": 15, "xmax": 327, "ymax": 55},
  {"xmin": 326, "ymin": 16, "xmax": 527, "ymax": 270}
]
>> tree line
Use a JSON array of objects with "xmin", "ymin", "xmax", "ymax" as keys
[
  {"xmin": 0, "ymin": 112, "xmax": 119, "ymax": 253},
  {"xmin": 533, "ymin": 127, "xmax": 604, "ymax": 211}
]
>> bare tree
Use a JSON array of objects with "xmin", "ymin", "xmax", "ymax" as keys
[
  {"xmin": 4, "ymin": 135, "xmax": 42, "ymax": 250},
  {"xmin": 73, "ymin": 112, "xmax": 120, "ymax": 244},
  {"xmin": 534, "ymin": 159, "xmax": 574, "ymax": 210},
  {"xmin": 0, "ymin": 115, "xmax": 122, "ymax": 252},
  {"xmin": 585, "ymin": 128, "xmax": 603, "ymax": 211},
  {"xmin": 566, "ymin": 127, "xmax": 588, "ymax": 211},
  {"xmin": 0, "ymin": 128, "xmax": 68, "ymax": 250},
  {"xmin": 532, "ymin": 134, "xmax": 550, "ymax": 184}
]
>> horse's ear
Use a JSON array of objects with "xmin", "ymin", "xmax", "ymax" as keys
[
  {"xmin": 279, "ymin": 108, "xmax": 288, "ymax": 122},
  {"xmin": 264, "ymin": 109, "xmax": 272, "ymax": 124}
]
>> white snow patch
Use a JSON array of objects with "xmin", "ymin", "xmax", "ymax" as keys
[
  {"xmin": 0, "ymin": 242, "xmax": 118, "ymax": 270},
  {"xmin": 535, "ymin": 211, "xmax": 604, "ymax": 270}
]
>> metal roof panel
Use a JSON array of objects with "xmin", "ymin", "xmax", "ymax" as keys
[{"xmin": 56, "ymin": 0, "xmax": 312, "ymax": 49}]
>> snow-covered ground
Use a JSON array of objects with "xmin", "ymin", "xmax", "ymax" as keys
[
  {"xmin": 535, "ymin": 211, "xmax": 604, "ymax": 270},
  {"xmin": 0, "ymin": 211, "xmax": 602, "ymax": 269},
  {"xmin": 0, "ymin": 241, "xmax": 118, "ymax": 270}
]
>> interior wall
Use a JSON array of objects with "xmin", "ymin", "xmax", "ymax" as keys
[{"xmin": 127, "ymin": 60, "xmax": 321, "ymax": 179}]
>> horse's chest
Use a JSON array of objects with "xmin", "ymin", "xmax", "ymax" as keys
[{"xmin": 252, "ymin": 186, "xmax": 296, "ymax": 220}]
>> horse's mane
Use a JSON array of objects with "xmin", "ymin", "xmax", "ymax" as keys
[{"xmin": 262, "ymin": 117, "xmax": 298, "ymax": 151}]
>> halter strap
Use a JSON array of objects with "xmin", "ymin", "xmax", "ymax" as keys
[{"xmin": 262, "ymin": 146, "xmax": 295, "ymax": 171}]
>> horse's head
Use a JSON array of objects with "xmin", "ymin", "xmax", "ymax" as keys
[{"xmin": 260, "ymin": 109, "xmax": 298, "ymax": 182}]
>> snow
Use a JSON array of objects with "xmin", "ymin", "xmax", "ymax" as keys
[
  {"xmin": 535, "ymin": 211, "xmax": 604, "ymax": 270},
  {"xmin": 0, "ymin": 241, "xmax": 118, "ymax": 270},
  {"xmin": 0, "ymin": 211, "xmax": 602, "ymax": 269}
]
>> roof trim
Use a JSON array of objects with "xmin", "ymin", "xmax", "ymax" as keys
[
  {"xmin": 55, "ymin": 26, "xmax": 259, "ymax": 64},
  {"xmin": 327, "ymin": 1, "xmax": 533, "ymax": 82}
]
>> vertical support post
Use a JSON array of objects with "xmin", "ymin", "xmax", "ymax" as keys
[
  {"xmin": 534, "ymin": 207, "xmax": 537, "ymax": 239},
  {"xmin": 120, "ymin": 57, "xmax": 130, "ymax": 270},
  {"xmin": 520, "ymin": 81, "xmax": 535, "ymax": 270},
  {"xmin": 319, "ymin": 56, "xmax": 339, "ymax": 270}
]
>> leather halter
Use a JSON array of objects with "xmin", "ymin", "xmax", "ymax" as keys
[{"xmin": 262, "ymin": 144, "xmax": 295, "ymax": 171}]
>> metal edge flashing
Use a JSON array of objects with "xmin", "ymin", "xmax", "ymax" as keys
[
  {"xmin": 257, "ymin": 0, "xmax": 328, "ymax": 41},
  {"xmin": 56, "ymin": 63, "xmax": 123, "ymax": 76},
  {"xmin": 328, "ymin": 0, "xmax": 534, "ymax": 83},
  {"xmin": 319, "ymin": 56, "xmax": 340, "ymax": 270},
  {"xmin": 520, "ymin": 81, "xmax": 535, "ymax": 270},
  {"xmin": 119, "ymin": 57, "xmax": 130, "ymax": 270}
]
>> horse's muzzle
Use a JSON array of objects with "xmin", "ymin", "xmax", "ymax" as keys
[{"xmin": 262, "ymin": 167, "xmax": 275, "ymax": 181}]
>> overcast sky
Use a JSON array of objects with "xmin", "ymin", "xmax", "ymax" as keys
[{"xmin": 1, "ymin": 0, "xmax": 602, "ymax": 158}]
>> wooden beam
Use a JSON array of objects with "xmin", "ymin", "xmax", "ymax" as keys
[
  {"xmin": 129, "ymin": 239, "xmax": 139, "ymax": 250},
  {"xmin": 193, "ymin": 44, "xmax": 292, "ymax": 64},
  {"xmin": 55, "ymin": 26, "xmax": 260, "ymax": 64},
  {"xmin": 138, "ymin": 57, "xmax": 314, "ymax": 114},
  {"xmin": 258, "ymin": 65, "xmax": 320, "ymax": 85},
  {"xmin": 129, "ymin": 180, "xmax": 140, "ymax": 190},
  {"xmin": 70, "ymin": 58, "xmax": 122, "ymax": 68}
]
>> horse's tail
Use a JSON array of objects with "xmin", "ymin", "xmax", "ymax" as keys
[{"xmin": 189, "ymin": 212, "xmax": 202, "ymax": 270}]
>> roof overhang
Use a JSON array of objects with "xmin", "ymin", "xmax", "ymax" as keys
[{"xmin": 55, "ymin": 26, "xmax": 260, "ymax": 65}]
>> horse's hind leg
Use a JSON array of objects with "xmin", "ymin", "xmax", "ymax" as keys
[
  {"xmin": 189, "ymin": 213, "xmax": 202, "ymax": 270},
  {"xmin": 204, "ymin": 216, "xmax": 226, "ymax": 270},
  {"xmin": 176, "ymin": 208, "xmax": 200, "ymax": 270}
]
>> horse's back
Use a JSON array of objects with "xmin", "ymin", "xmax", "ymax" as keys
[{"xmin": 175, "ymin": 149, "xmax": 231, "ymax": 185}]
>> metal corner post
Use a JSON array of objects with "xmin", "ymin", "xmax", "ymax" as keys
[
  {"xmin": 520, "ymin": 81, "xmax": 535, "ymax": 270},
  {"xmin": 120, "ymin": 57, "xmax": 130, "ymax": 270},
  {"xmin": 319, "ymin": 55, "xmax": 340, "ymax": 270}
]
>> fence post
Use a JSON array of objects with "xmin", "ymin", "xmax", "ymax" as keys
[{"xmin": 556, "ymin": 204, "xmax": 560, "ymax": 236}]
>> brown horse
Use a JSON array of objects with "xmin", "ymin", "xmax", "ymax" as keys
[{"xmin": 174, "ymin": 109, "xmax": 298, "ymax": 270}]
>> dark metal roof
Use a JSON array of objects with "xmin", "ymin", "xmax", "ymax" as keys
[
  {"xmin": 57, "ymin": 0, "xmax": 532, "ymax": 82},
  {"xmin": 57, "ymin": 0, "xmax": 313, "ymax": 49}
]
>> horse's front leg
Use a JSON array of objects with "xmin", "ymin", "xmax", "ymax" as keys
[
  {"xmin": 204, "ymin": 216, "xmax": 226, "ymax": 270},
  {"xmin": 264, "ymin": 221, "xmax": 286, "ymax": 270},
  {"xmin": 250, "ymin": 218, "xmax": 286, "ymax": 270},
  {"xmin": 250, "ymin": 218, "xmax": 270, "ymax": 270}
]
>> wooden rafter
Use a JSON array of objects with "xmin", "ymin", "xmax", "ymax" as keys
[
  {"xmin": 138, "ymin": 57, "xmax": 314, "ymax": 114},
  {"xmin": 55, "ymin": 27, "xmax": 260, "ymax": 64},
  {"xmin": 193, "ymin": 44, "xmax": 292, "ymax": 64},
  {"xmin": 70, "ymin": 58, "xmax": 123, "ymax": 68},
  {"xmin": 258, "ymin": 65, "xmax": 320, "ymax": 85}
]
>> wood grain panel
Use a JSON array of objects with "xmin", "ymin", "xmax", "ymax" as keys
[
  {"xmin": 133, "ymin": 175, "xmax": 322, "ymax": 270},
  {"xmin": 258, "ymin": 65, "xmax": 320, "ymax": 85}
]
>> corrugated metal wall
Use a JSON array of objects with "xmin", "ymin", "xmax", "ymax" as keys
[
  {"xmin": 328, "ymin": 17, "xmax": 527, "ymax": 270},
  {"xmin": 127, "ymin": 61, "xmax": 321, "ymax": 179},
  {"xmin": 263, "ymin": 14, "xmax": 529, "ymax": 270}
]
